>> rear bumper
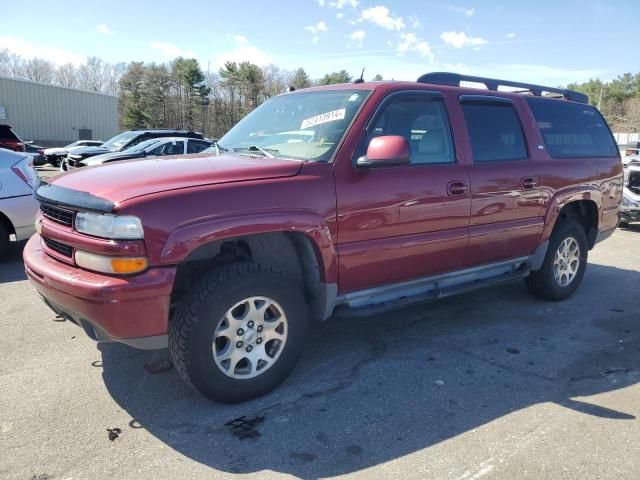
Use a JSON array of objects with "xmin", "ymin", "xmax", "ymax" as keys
[{"xmin": 23, "ymin": 234, "xmax": 176, "ymax": 349}]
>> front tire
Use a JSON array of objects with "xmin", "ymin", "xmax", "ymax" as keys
[
  {"xmin": 169, "ymin": 262, "xmax": 309, "ymax": 403},
  {"xmin": 525, "ymin": 220, "xmax": 588, "ymax": 301}
]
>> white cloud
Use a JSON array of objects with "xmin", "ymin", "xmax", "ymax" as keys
[
  {"xmin": 440, "ymin": 31, "xmax": 487, "ymax": 49},
  {"xmin": 448, "ymin": 5, "xmax": 475, "ymax": 17},
  {"xmin": 312, "ymin": 36, "xmax": 320, "ymax": 45},
  {"xmin": 337, "ymin": 12, "xmax": 344, "ymax": 19},
  {"xmin": 317, "ymin": 0, "xmax": 325, "ymax": 5},
  {"xmin": 407, "ymin": 15, "xmax": 421, "ymax": 29},
  {"xmin": 215, "ymin": 35, "xmax": 272, "ymax": 66},
  {"xmin": 329, "ymin": 0, "xmax": 358, "ymax": 8},
  {"xmin": 397, "ymin": 33, "xmax": 434, "ymax": 63},
  {"xmin": 506, "ymin": 32, "xmax": 517, "ymax": 38},
  {"xmin": 96, "ymin": 24, "xmax": 113, "ymax": 35},
  {"xmin": 304, "ymin": 21, "xmax": 328, "ymax": 35},
  {"xmin": 149, "ymin": 41, "xmax": 196, "ymax": 58},
  {"xmin": 0, "ymin": 36, "xmax": 84, "ymax": 65},
  {"xmin": 349, "ymin": 30, "xmax": 366, "ymax": 47},
  {"xmin": 360, "ymin": 6, "xmax": 405, "ymax": 31}
]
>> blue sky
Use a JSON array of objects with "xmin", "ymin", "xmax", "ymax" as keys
[{"xmin": 1, "ymin": 0, "xmax": 637, "ymax": 85}]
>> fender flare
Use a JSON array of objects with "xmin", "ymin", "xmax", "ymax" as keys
[
  {"xmin": 542, "ymin": 186, "xmax": 602, "ymax": 242},
  {"xmin": 158, "ymin": 210, "xmax": 339, "ymax": 284}
]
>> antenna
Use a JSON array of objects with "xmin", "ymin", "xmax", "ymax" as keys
[{"xmin": 354, "ymin": 67, "xmax": 365, "ymax": 84}]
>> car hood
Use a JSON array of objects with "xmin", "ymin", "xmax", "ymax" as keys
[
  {"xmin": 49, "ymin": 153, "xmax": 304, "ymax": 205},
  {"xmin": 67, "ymin": 145, "xmax": 112, "ymax": 158},
  {"xmin": 44, "ymin": 147, "xmax": 67, "ymax": 155},
  {"xmin": 82, "ymin": 151, "xmax": 143, "ymax": 166}
]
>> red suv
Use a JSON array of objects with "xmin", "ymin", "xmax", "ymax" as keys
[{"xmin": 24, "ymin": 73, "xmax": 623, "ymax": 403}]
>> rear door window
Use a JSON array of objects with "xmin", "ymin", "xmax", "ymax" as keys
[
  {"xmin": 461, "ymin": 98, "xmax": 527, "ymax": 162},
  {"xmin": 526, "ymin": 98, "xmax": 618, "ymax": 158}
]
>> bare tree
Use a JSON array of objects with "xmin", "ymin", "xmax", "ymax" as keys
[
  {"xmin": 22, "ymin": 58, "xmax": 55, "ymax": 83},
  {"xmin": 56, "ymin": 63, "xmax": 78, "ymax": 88}
]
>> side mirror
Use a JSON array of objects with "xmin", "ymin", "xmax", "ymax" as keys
[{"xmin": 356, "ymin": 135, "xmax": 410, "ymax": 167}]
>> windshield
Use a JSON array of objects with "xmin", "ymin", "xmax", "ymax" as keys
[
  {"xmin": 126, "ymin": 138, "xmax": 162, "ymax": 152},
  {"xmin": 218, "ymin": 89, "xmax": 368, "ymax": 161},
  {"xmin": 102, "ymin": 131, "xmax": 140, "ymax": 151}
]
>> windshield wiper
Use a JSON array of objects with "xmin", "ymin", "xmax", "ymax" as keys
[
  {"xmin": 233, "ymin": 145, "xmax": 277, "ymax": 158},
  {"xmin": 213, "ymin": 142, "xmax": 229, "ymax": 155}
]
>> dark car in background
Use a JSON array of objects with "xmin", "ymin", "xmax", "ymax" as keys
[
  {"xmin": 76, "ymin": 137, "xmax": 212, "ymax": 168},
  {"xmin": 44, "ymin": 140, "xmax": 104, "ymax": 167},
  {"xmin": 62, "ymin": 128, "xmax": 204, "ymax": 170},
  {"xmin": 0, "ymin": 124, "xmax": 26, "ymax": 152}
]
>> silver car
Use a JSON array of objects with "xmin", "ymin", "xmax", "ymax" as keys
[{"xmin": 0, "ymin": 148, "xmax": 38, "ymax": 256}]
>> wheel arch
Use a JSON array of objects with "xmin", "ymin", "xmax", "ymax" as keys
[{"xmin": 543, "ymin": 189, "xmax": 601, "ymax": 250}]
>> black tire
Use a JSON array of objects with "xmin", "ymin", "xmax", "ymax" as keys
[
  {"xmin": 49, "ymin": 157, "xmax": 60, "ymax": 168},
  {"xmin": 0, "ymin": 222, "xmax": 9, "ymax": 258},
  {"xmin": 169, "ymin": 262, "xmax": 309, "ymax": 403},
  {"xmin": 618, "ymin": 221, "xmax": 629, "ymax": 228},
  {"xmin": 524, "ymin": 220, "xmax": 588, "ymax": 301}
]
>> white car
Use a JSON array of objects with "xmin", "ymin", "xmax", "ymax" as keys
[
  {"xmin": 0, "ymin": 148, "xmax": 38, "ymax": 257},
  {"xmin": 44, "ymin": 140, "xmax": 103, "ymax": 167}
]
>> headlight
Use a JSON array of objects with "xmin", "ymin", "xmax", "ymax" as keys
[
  {"xmin": 75, "ymin": 250, "xmax": 148, "ymax": 275},
  {"xmin": 75, "ymin": 212, "xmax": 144, "ymax": 239}
]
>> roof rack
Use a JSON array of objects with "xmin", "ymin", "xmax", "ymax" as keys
[{"xmin": 417, "ymin": 72, "xmax": 589, "ymax": 104}]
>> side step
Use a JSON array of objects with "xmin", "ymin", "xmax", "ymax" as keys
[{"xmin": 333, "ymin": 263, "xmax": 529, "ymax": 318}]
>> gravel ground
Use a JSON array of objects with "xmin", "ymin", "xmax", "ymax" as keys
[{"xmin": 1, "ymin": 170, "xmax": 638, "ymax": 479}]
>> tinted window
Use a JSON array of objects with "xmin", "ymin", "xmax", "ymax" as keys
[
  {"xmin": 187, "ymin": 140, "xmax": 210, "ymax": 153},
  {"xmin": 368, "ymin": 95, "xmax": 454, "ymax": 164},
  {"xmin": 462, "ymin": 100, "xmax": 527, "ymax": 162},
  {"xmin": 527, "ymin": 98, "xmax": 617, "ymax": 158}
]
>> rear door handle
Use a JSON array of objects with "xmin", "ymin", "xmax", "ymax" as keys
[
  {"xmin": 521, "ymin": 177, "xmax": 538, "ymax": 190},
  {"xmin": 447, "ymin": 181, "xmax": 469, "ymax": 196}
]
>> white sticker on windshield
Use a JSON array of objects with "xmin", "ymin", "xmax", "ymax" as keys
[{"xmin": 301, "ymin": 108, "xmax": 346, "ymax": 129}]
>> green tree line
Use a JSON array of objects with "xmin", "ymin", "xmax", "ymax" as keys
[
  {"xmin": 119, "ymin": 59, "xmax": 382, "ymax": 138},
  {"xmin": 567, "ymin": 73, "xmax": 640, "ymax": 131}
]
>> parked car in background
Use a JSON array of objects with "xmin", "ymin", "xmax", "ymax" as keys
[
  {"xmin": 25, "ymin": 73, "xmax": 622, "ymax": 403},
  {"xmin": 0, "ymin": 148, "xmax": 38, "ymax": 257},
  {"xmin": 61, "ymin": 129, "xmax": 204, "ymax": 170},
  {"xmin": 44, "ymin": 140, "xmax": 104, "ymax": 167},
  {"xmin": 76, "ymin": 137, "xmax": 212, "ymax": 168},
  {"xmin": 620, "ymin": 155, "xmax": 640, "ymax": 227},
  {"xmin": 0, "ymin": 124, "xmax": 27, "ymax": 152}
]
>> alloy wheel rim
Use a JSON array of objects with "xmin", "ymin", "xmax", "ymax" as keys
[
  {"xmin": 212, "ymin": 296, "xmax": 288, "ymax": 379},
  {"xmin": 553, "ymin": 237, "xmax": 580, "ymax": 287}
]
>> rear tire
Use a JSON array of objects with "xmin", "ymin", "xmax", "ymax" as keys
[
  {"xmin": 169, "ymin": 262, "xmax": 309, "ymax": 403},
  {"xmin": 619, "ymin": 220, "xmax": 629, "ymax": 228},
  {"xmin": 0, "ymin": 222, "xmax": 9, "ymax": 258},
  {"xmin": 524, "ymin": 220, "xmax": 588, "ymax": 301}
]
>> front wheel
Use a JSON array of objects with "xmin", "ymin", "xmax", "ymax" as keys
[
  {"xmin": 169, "ymin": 262, "xmax": 309, "ymax": 403},
  {"xmin": 524, "ymin": 220, "xmax": 588, "ymax": 301}
]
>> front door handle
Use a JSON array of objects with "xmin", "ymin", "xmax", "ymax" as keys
[
  {"xmin": 521, "ymin": 177, "xmax": 538, "ymax": 190},
  {"xmin": 447, "ymin": 181, "xmax": 469, "ymax": 196}
]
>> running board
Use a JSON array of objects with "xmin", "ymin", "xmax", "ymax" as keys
[{"xmin": 333, "ymin": 258, "xmax": 529, "ymax": 318}]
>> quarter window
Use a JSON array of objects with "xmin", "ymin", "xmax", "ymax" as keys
[
  {"xmin": 368, "ymin": 95, "xmax": 455, "ymax": 164},
  {"xmin": 461, "ymin": 100, "xmax": 527, "ymax": 162},
  {"xmin": 526, "ymin": 98, "xmax": 617, "ymax": 158}
]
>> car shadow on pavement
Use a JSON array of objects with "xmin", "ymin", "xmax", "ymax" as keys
[
  {"xmin": 99, "ymin": 263, "xmax": 639, "ymax": 478},
  {"xmin": 0, "ymin": 240, "xmax": 27, "ymax": 284}
]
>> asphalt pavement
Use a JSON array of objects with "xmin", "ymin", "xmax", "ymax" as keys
[{"xmin": 1, "ymin": 175, "xmax": 638, "ymax": 479}]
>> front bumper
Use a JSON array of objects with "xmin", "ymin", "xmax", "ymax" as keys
[{"xmin": 23, "ymin": 235, "xmax": 176, "ymax": 349}]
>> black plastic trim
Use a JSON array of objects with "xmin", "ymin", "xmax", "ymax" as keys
[{"xmin": 34, "ymin": 178, "xmax": 114, "ymax": 213}]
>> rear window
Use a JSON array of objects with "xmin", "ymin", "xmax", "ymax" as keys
[
  {"xmin": 526, "ymin": 98, "xmax": 617, "ymax": 158},
  {"xmin": 461, "ymin": 101, "xmax": 527, "ymax": 162}
]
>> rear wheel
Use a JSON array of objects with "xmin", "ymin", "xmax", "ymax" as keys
[
  {"xmin": 525, "ymin": 220, "xmax": 588, "ymax": 301},
  {"xmin": 169, "ymin": 262, "xmax": 309, "ymax": 403},
  {"xmin": 619, "ymin": 220, "xmax": 629, "ymax": 228},
  {"xmin": 0, "ymin": 222, "xmax": 9, "ymax": 258}
]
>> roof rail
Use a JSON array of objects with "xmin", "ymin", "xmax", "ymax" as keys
[{"xmin": 417, "ymin": 72, "xmax": 589, "ymax": 104}]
